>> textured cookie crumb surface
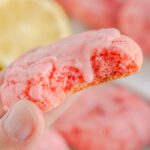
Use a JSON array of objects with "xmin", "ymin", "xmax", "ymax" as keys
[{"xmin": 0, "ymin": 29, "xmax": 143, "ymax": 111}]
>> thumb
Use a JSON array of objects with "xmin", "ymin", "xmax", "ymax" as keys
[{"xmin": 0, "ymin": 100, "xmax": 45, "ymax": 150}]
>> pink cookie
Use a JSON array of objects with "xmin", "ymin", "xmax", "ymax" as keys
[
  {"xmin": 54, "ymin": 85, "xmax": 150, "ymax": 150},
  {"xmin": 57, "ymin": 0, "xmax": 125, "ymax": 28},
  {"xmin": 0, "ymin": 29, "xmax": 143, "ymax": 111},
  {"xmin": 35, "ymin": 129, "xmax": 69, "ymax": 150},
  {"xmin": 118, "ymin": 0, "xmax": 150, "ymax": 55}
]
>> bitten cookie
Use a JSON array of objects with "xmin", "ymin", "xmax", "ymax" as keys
[{"xmin": 0, "ymin": 29, "xmax": 143, "ymax": 111}]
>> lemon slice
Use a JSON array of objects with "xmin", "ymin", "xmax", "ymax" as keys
[{"xmin": 0, "ymin": 0, "xmax": 71, "ymax": 70}]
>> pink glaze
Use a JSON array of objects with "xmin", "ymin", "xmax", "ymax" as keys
[
  {"xmin": 54, "ymin": 85, "xmax": 150, "ymax": 150},
  {"xmin": 0, "ymin": 29, "xmax": 143, "ymax": 111}
]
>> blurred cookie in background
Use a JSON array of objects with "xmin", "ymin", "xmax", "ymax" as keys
[
  {"xmin": 56, "ymin": 0, "xmax": 125, "ymax": 29},
  {"xmin": 57, "ymin": 0, "xmax": 150, "ymax": 57},
  {"xmin": 54, "ymin": 85, "xmax": 150, "ymax": 150},
  {"xmin": 0, "ymin": 0, "xmax": 71, "ymax": 70},
  {"xmin": 118, "ymin": 0, "xmax": 150, "ymax": 56}
]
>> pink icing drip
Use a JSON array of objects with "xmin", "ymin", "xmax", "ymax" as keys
[
  {"xmin": 8, "ymin": 28, "xmax": 142, "ymax": 84},
  {"xmin": 0, "ymin": 28, "xmax": 143, "ymax": 111},
  {"xmin": 42, "ymin": 29, "xmax": 121, "ymax": 83}
]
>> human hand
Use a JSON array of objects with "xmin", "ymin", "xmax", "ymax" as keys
[
  {"xmin": 0, "ymin": 72, "xmax": 45, "ymax": 150},
  {"xmin": 0, "ymin": 99, "xmax": 45, "ymax": 150},
  {"xmin": 0, "ymin": 71, "xmax": 78, "ymax": 150}
]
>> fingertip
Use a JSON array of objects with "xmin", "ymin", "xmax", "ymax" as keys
[
  {"xmin": 19, "ymin": 99, "xmax": 45, "ymax": 137},
  {"xmin": 1, "ymin": 99, "xmax": 45, "ymax": 149},
  {"xmin": 20, "ymin": 100, "xmax": 45, "ymax": 148}
]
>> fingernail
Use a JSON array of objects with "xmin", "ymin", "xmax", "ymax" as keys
[{"xmin": 3, "ymin": 101, "xmax": 34, "ymax": 141}]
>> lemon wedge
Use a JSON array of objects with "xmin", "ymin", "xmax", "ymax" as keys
[{"xmin": 0, "ymin": 0, "xmax": 71, "ymax": 70}]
